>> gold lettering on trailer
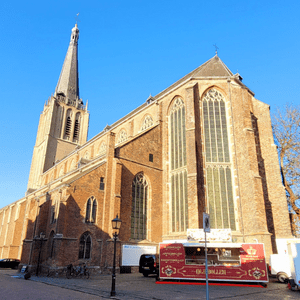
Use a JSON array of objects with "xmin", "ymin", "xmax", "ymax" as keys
[
  {"xmin": 166, "ymin": 245, "xmax": 182, "ymax": 250},
  {"xmin": 161, "ymin": 259, "xmax": 185, "ymax": 263},
  {"xmin": 164, "ymin": 252, "xmax": 182, "ymax": 257},
  {"xmin": 195, "ymin": 269, "xmax": 226, "ymax": 275}
]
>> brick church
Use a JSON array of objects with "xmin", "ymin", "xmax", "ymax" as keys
[{"xmin": 0, "ymin": 24, "xmax": 292, "ymax": 273}]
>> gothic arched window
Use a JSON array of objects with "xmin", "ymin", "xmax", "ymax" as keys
[
  {"xmin": 169, "ymin": 97, "xmax": 188, "ymax": 233},
  {"xmin": 78, "ymin": 232, "xmax": 91, "ymax": 259},
  {"xmin": 131, "ymin": 174, "xmax": 148, "ymax": 240},
  {"xmin": 202, "ymin": 88, "xmax": 235, "ymax": 230},
  {"xmin": 85, "ymin": 196, "xmax": 97, "ymax": 223},
  {"xmin": 140, "ymin": 115, "xmax": 154, "ymax": 132},
  {"xmin": 117, "ymin": 129, "xmax": 128, "ymax": 144}
]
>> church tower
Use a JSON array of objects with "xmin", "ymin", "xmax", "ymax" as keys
[{"xmin": 27, "ymin": 24, "xmax": 89, "ymax": 192}]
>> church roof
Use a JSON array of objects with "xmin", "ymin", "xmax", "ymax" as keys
[
  {"xmin": 153, "ymin": 55, "xmax": 248, "ymax": 100},
  {"xmin": 55, "ymin": 24, "xmax": 80, "ymax": 102},
  {"xmin": 192, "ymin": 55, "xmax": 233, "ymax": 77},
  {"xmin": 96, "ymin": 55, "xmax": 253, "ymax": 135}
]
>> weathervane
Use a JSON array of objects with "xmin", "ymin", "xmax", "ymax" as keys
[
  {"xmin": 213, "ymin": 44, "xmax": 219, "ymax": 55},
  {"xmin": 75, "ymin": 13, "xmax": 80, "ymax": 24}
]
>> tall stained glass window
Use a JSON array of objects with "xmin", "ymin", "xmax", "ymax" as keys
[
  {"xmin": 169, "ymin": 97, "xmax": 188, "ymax": 232},
  {"xmin": 202, "ymin": 89, "xmax": 235, "ymax": 230},
  {"xmin": 131, "ymin": 174, "xmax": 148, "ymax": 240}
]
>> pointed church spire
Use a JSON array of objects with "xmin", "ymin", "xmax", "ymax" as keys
[{"xmin": 55, "ymin": 24, "xmax": 80, "ymax": 104}]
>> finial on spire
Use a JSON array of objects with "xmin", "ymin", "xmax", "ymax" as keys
[
  {"xmin": 213, "ymin": 44, "xmax": 219, "ymax": 56},
  {"xmin": 75, "ymin": 13, "xmax": 80, "ymax": 25}
]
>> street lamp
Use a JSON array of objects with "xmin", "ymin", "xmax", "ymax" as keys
[
  {"xmin": 110, "ymin": 215, "xmax": 122, "ymax": 297},
  {"xmin": 36, "ymin": 232, "xmax": 45, "ymax": 277}
]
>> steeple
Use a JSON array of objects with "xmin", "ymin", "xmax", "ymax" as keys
[
  {"xmin": 55, "ymin": 24, "xmax": 80, "ymax": 104},
  {"xmin": 27, "ymin": 24, "xmax": 89, "ymax": 192}
]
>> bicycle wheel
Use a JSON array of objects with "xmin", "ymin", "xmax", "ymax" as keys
[{"xmin": 66, "ymin": 270, "xmax": 71, "ymax": 279}]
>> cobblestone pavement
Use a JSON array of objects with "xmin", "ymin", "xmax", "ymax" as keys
[{"xmin": 3, "ymin": 269, "xmax": 300, "ymax": 299}]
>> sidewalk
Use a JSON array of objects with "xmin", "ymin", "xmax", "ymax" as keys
[{"xmin": 9, "ymin": 270, "xmax": 300, "ymax": 299}]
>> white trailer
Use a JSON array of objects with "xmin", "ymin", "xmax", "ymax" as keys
[
  {"xmin": 288, "ymin": 242, "xmax": 300, "ymax": 291},
  {"xmin": 268, "ymin": 238, "xmax": 300, "ymax": 283},
  {"xmin": 269, "ymin": 254, "xmax": 291, "ymax": 283}
]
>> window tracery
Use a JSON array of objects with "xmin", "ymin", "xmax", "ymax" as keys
[
  {"xmin": 202, "ymin": 88, "xmax": 235, "ymax": 230},
  {"xmin": 78, "ymin": 232, "xmax": 91, "ymax": 259},
  {"xmin": 140, "ymin": 115, "xmax": 154, "ymax": 132},
  {"xmin": 85, "ymin": 196, "xmax": 97, "ymax": 223},
  {"xmin": 169, "ymin": 97, "xmax": 188, "ymax": 233},
  {"xmin": 131, "ymin": 173, "xmax": 148, "ymax": 240},
  {"xmin": 117, "ymin": 129, "xmax": 128, "ymax": 144}
]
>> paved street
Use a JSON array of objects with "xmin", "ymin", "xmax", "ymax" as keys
[{"xmin": 1, "ymin": 269, "xmax": 299, "ymax": 299}]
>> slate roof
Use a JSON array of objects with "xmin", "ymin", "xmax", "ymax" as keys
[
  {"xmin": 154, "ymin": 55, "xmax": 236, "ymax": 100},
  {"xmin": 193, "ymin": 55, "xmax": 233, "ymax": 77},
  {"xmin": 90, "ymin": 55, "xmax": 252, "ymax": 137}
]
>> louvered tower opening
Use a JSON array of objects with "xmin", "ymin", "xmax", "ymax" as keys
[
  {"xmin": 73, "ymin": 119, "xmax": 80, "ymax": 141},
  {"xmin": 65, "ymin": 117, "xmax": 72, "ymax": 139}
]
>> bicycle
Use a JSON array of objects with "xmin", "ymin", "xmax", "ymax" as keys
[
  {"xmin": 47, "ymin": 268, "xmax": 59, "ymax": 278},
  {"xmin": 66, "ymin": 263, "xmax": 90, "ymax": 279}
]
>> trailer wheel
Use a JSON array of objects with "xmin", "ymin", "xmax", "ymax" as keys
[
  {"xmin": 277, "ymin": 272, "xmax": 289, "ymax": 283},
  {"xmin": 260, "ymin": 282, "xmax": 267, "ymax": 288}
]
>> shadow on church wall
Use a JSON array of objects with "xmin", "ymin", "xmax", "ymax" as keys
[
  {"xmin": 20, "ymin": 192, "xmax": 116, "ymax": 275},
  {"xmin": 251, "ymin": 113, "xmax": 277, "ymax": 254}
]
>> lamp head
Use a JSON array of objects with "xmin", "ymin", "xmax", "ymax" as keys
[{"xmin": 112, "ymin": 215, "xmax": 122, "ymax": 230}]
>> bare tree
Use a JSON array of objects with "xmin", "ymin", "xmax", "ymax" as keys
[{"xmin": 272, "ymin": 104, "xmax": 300, "ymax": 225}]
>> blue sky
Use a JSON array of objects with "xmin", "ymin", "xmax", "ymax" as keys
[{"xmin": 1, "ymin": 0, "xmax": 300, "ymax": 208}]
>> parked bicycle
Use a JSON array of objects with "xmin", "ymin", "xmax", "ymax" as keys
[
  {"xmin": 66, "ymin": 263, "xmax": 90, "ymax": 279},
  {"xmin": 47, "ymin": 268, "xmax": 59, "ymax": 278}
]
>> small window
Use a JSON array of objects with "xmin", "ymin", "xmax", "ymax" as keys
[
  {"xmin": 100, "ymin": 177, "xmax": 105, "ymax": 190},
  {"xmin": 149, "ymin": 154, "xmax": 153, "ymax": 162},
  {"xmin": 78, "ymin": 232, "xmax": 91, "ymax": 259},
  {"xmin": 85, "ymin": 197, "xmax": 97, "ymax": 223}
]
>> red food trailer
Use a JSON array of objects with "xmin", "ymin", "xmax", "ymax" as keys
[{"xmin": 159, "ymin": 242, "xmax": 268, "ymax": 283}]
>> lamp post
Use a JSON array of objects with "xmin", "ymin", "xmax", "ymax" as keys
[
  {"xmin": 110, "ymin": 215, "xmax": 122, "ymax": 297},
  {"xmin": 36, "ymin": 232, "xmax": 45, "ymax": 277}
]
